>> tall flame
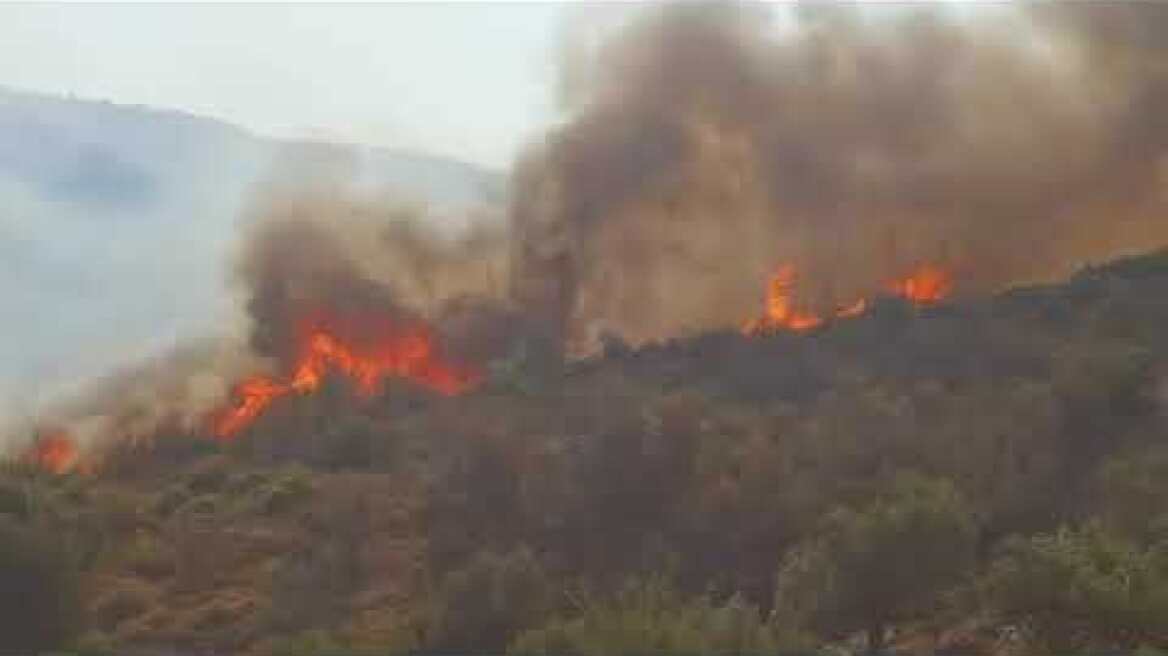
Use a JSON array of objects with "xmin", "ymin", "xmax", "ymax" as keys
[
  {"xmin": 742, "ymin": 264, "xmax": 825, "ymax": 334},
  {"xmin": 743, "ymin": 263, "xmax": 953, "ymax": 335},
  {"xmin": 212, "ymin": 315, "xmax": 482, "ymax": 439}
]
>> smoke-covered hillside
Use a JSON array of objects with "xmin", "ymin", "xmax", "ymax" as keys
[
  {"xmin": 4, "ymin": 3, "xmax": 1168, "ymax": 654},
  {"xmin": 0, "ymin": 85, "xmax": 504, "ymax": 418},
  {"xmin": 4, "ymin": 247, "xmax": 1168, "ymax": 655}
]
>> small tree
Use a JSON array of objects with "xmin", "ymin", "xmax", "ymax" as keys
[{"xmin": 775, "ymin": 473, "xmax": 977, "ymax": 651}]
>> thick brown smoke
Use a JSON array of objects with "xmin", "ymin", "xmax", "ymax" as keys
[
  {"xmin": 510, "ymin": 3, "xmax": 1168, "ymax": 352},
  {"xmin": 237, "ymin": 184, "xmax": 513, "ymax": 373},
  {"xmin": 14, "ymin": 3, "xmax": 1168, "ymax": 456},
  {"xmin": 12, "ymin": 177, "xmax": 513, "ymax": 454}
]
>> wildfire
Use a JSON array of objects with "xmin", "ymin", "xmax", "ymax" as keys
[
  {"xmin": 212, "ymin": 314, "xmax": 482, "ymax": 439},
  {"xmin": 24, "ymin": 432, "xmax": 79, "ymax": 474},
  {"xmin": 743, "ymin": 263, "xmax": 952, "ymax": 335},
  {"xmin": 742, "ymin": 264, "xmax": 825, "ymax": 334},
  {"xmin": 887, "ymin": 263, "xmax": 953, "ymax": 304}
]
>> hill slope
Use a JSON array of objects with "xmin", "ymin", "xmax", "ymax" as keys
[{"xmin": 4, "ymin": 248, "xmax": 1168, "ymax": 655}]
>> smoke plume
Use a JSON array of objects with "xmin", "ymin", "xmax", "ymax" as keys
[
  {"xmin": 236, "ymin": 179, "xmax": 513, "ymax": 376},
  {"xmin": 510, "ymin": 3, "xmax": 1168, "ymax": 352},
  {"xmin": 14, "ymin": 2, "xmax": 1168, "ymax": 456},
  {"xmin": 12, "ymin": 171, "xmax": 512, "ymax": 453}
]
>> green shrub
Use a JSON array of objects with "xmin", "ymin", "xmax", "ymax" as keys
[
  {"xmin": 0, "ymin": 518, "xmax": 82, "ymax": 652},
  {"xmin": 264, "ymin": 630, "xmax": 343, "ymax": 656},
  {"xmin": 183, "ymin": 457, "xmax": 232, "ymax": 494},
  {"xmin": 177, "ymin": 493, "xmax": 220, "ymax": 516},
  {"xmin": 245, "ymin": 466, "xmax": 314, "ymax": 515},
  {"xmin": 774, "ymin": 473, "xmax": 977, "ymax": 651},
  {"xmin": 88, "ymin": 489, "xmax": 146, "ymax": 535},
  {"xmin": 430, "ymin": 546, "xmax": 552, "ymax": 652},
  {"xmin": 266, "ymin": 537, "xmax": 360, "ymax": 631},
  {"xmin": 1098, "ymin": 445, "xmax": 1168, "ymax": 542},
  {"xmin": 982, "ymin": 521, "xmax": 1168, "ymax": 653},
  {"xmin": 122, "ymin": 533, "xmax": 176, "ymax": 580},
  {"xmin": 151, "ymin": 485, "xmax": 191, "ymax": 517},
  {"xmin": 262, "ymin": 467, "xmax": 314, "ymax": 514},
  {"xmin": 225, "ymin": 470, "xmax": 268, "ymax": 495},
  {"xmin": 262, "ymin": 630, "xmax": 415, "ymax": 656},
  {"xmin": 0, "ymin": 480, "xmax": 30, "ymax": 518},
  {"xmin": 509, "ymin": 576, "xmax": 808, "ymax": 655}
]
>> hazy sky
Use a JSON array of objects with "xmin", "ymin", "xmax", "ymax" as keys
[{"xmin": 0, "ymin": 3, "xmax": 585, "ymax": 169}]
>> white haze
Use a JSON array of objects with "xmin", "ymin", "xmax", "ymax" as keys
[{"xmin": 0, "ymin": 88, "xmax": 505, "ymax": 436}]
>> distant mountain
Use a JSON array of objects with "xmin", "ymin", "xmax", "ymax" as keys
[
  {"xmin": 0, "ymin": 85, "xmax": 504, "ymax": 212},
  {"xmin": 0, "ymin": 85, "xmax": 506, "ymax": 416}
]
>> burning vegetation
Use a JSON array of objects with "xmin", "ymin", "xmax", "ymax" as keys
[
  {"xmin": 16, "ymin": 2, "xmax": 1168, "ymax": 465},
  {"xmin": 5, "ymin": 3, "xmax": 1168, "ymax": 655},
  {"xmin": 742, "ymin": 263, "xmax": 953, "ymax": 335},
  {"xmin": 211, "ymin": 310, "xmax": 482, "ymax": 439},
  {"xmin": 22, "ymin": 432, "xmax": 79, "ymax": 475},
  {"xmin": 510, "ymin": 3, "xmax": 1168, "ymax": 353}
]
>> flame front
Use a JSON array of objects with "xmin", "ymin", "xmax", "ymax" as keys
[
  {"xmin": 25, "ymin": 432, "xmax": 79, "ymax": 474},
  {"xmin": 743, "ymin": 263, "xmax": 953, "ymax": 335},
  {"xmin": 212, "ymin": 377, "xmax": 288, "ymax": 439},
  {"xmin": 212, "ymin": 316, "xmax": 482, "ymax": 439},
  {"xmin": 887, "ymin": 264, "xmax": 953, "ymax": 304}
]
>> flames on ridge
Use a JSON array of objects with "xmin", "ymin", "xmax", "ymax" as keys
[
  {"xmin": 743, "ymin": 264, "xmax": 953, "ymax": 335},
  {"xmin": 742, "ymin": 265, "xmax": 831, "ymax": 335},
  {"xmin": 24, "ymin": 431, "xmax": 80, "ymax": 474},
  {"xmin": 887, "ymin": 264, "xmax": 954, "ymax": 305},
  {"xmin": 211, "ymin": 310, "xmax": 483, "ymax": 439},
  {"xmin": 17, "ymin": 261, "xmax": 958, "ymax": 472},
  {"xmin": 215, "ymin": 261, "xmax": 956, "ymax": 440}
]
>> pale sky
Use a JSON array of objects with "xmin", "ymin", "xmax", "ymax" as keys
[{"xmin": 0, "ymin": 3, "xmax": 590, "ymax": 169}]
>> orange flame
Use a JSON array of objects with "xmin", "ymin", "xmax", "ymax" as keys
[
  {"xmin": 212, "ymin": 315, "xmax": 482, "ymax": 439},
  {"xmin": 212, "ymin": 377, "xmax": 288, "ymax": 439},
  {"xmin": 743, "ymin": 262, "xmax": 952, "ymax": 335},
  {"xmin": 887, "ymin": 264, "xmax": 953, "ymax": 305},
  {"xmin": 742, "ymin": 265, "xmax": 824, "ymax": 334},
  {"xmin": 24, "ymin": 432, "xmax": 79, "ymax": 474}
]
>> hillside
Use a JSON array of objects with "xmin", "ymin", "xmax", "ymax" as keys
[
  {"xmin": 3, "ymin": 248, "xmax": 1167, "ymax": 655},
  {"xmin": 0, "ymin": 85, "xmax": 505, "ymax": 417}
]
